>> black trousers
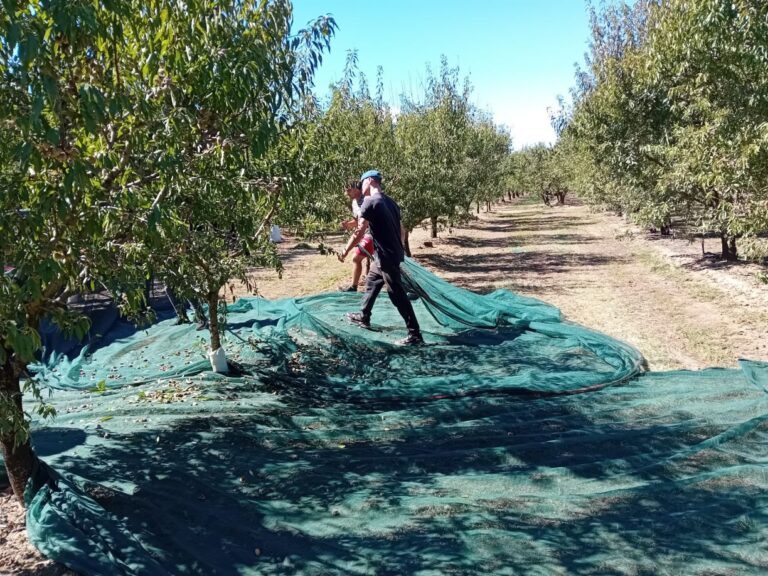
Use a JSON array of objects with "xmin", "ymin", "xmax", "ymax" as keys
[{"xmin": 360, "ymin": 259, "xmax": 420, "ymax": 335}]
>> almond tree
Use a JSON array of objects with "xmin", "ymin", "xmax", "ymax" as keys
[
  {"xmin": 1, "ymin": 0, "xmax": 159, "ymax": 503},
  {"xmin": 140, "ymin": 1, "xmax": 334, "ymax": 363},
  {"xmin": 0, "ymin": 0, "xmax": 334, "ymax": 503},
  {"xmin": 560, "ymin": 0, "xmax": 768, "ymax": 261}
]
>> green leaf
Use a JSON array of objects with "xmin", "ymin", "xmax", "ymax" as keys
[
  {"xmin": 91, "ymin": 380, "xmax": 108, "ymax": 394},
  {"xmin": 45, "ymin": 128, "xmax": 60, "ymax": 146},
  {"xmin": 42, "ymin": 74, "xmax": 58, "ymax": 106},
  {"xmin": 20, "ymin": 32, "xmax": 39, "ymax": 66}
]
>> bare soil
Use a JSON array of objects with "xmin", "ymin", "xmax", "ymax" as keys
[
  {"xmin": 4, "ymin": 196, "xmax": 767, "ymax": 574},
  {"xmin": 0, "ymin": 488, "xmax": 74, "ymax": 575}
]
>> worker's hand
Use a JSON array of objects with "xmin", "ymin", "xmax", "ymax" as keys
[
  {"xmin": 341, "ymin": 219, "xmax": 355, "ymax": 231},
  {"xmin": 337, "ymin": 250, "xmax": 346, "ymax": 263}
]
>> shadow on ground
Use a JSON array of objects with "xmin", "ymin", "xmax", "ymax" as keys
[
  {"xmin": 417, "ymin": 251, "xmax": 624, "ymax": 280},
  {"xmin": 45, "ymin": 358, "xmax": 768, "ymax": 575}
]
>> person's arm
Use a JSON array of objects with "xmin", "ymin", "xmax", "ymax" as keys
[
  {"xmin": 341, "ymin": 198, "xmax": 362, "ymax": 231},
  {"xmin": 341, "ymin": 218, "xmax": 357, "ymax": 231},
  {"xmin": 338, "ymin": 219, "xmax": 369, "ymax": 262}
]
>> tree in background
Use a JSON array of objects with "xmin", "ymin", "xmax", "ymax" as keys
[
  {"xmin": 510, "ymin": 144, "xmax": 570, "ymax": 207},
  {"xmin": 462, "ymin": 114, "xmax": 512, "ymax": 213},
  {"xmin": 558, "ymin": 0, "xmax": 768, "ymax": 261},
  {"xmin": 291, "ymin": 55, "xmax": 512, "ymax": 255},
  {"xmin": 287, "ymin": 52, "xmax": 397, "ymax": 240},
  {"xmin": 395, "ymin": 58, "xmax": 475, "ymax": 240},
  {"xmin": 392, "ymin": 58, "xmax": 511, "ymax": 250},
  {"xmin": 640, "ymin": 0, "xmax": 768, "ymax": 259}
]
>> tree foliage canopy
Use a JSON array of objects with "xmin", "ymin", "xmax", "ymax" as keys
[
  {"xmin": 555, "ymin": 0, "xmax": 768, "ymax": 260},
  {"xmin": 0, "ymin": 0, "xmax": 334, "ymax": 500}
]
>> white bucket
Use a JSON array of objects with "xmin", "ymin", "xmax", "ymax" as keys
[
  {"xmin": 208, "ymin": 347, "xmax": 228, "ymax": 373},
  {"xmin": 269, "ymin": 224, "xmax": 283, "ymax": 243}
]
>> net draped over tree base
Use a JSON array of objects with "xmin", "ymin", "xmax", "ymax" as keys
[{"xmin": 3, "ymin": 259, "xmax": 766, "ymax": 575}]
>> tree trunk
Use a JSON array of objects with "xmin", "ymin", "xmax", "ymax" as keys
[
  {"xmin": 486, "ymin": 201, "xmax": 491, "ymax": 212},
  {"xmin": 401, "ymin": 225, "xmax": 411, "ymax": 257},
  {"xmin": 721, "ymin": 233, "xmax": 738, "ymax": 261},
  {"xmin": 1, "ymin": 353, "xmax": 36, "ymax": 505},
  {"xmin": 507, "ymin": 191, "xmax": 512, "ymax": 201},
  {"xmin": 720, "ymin": 234, "xmax": 729, "ymax": 259},
  {"xmin": 208, "ymin": 292, "xmax": 221, "ymax": 351},
  {"xmin": 144, "ymin": 277, "xmax": 153, "ymax": 306},
  {"xmin": 430, "ymin": 216, "xmax": 438, "ymax": 239},
  {"xmin": 476, "ymin": 202, "xmax": 480, "ymax": 214}
]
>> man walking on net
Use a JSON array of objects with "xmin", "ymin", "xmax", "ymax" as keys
[{"xmin": 339, "ymin": 170, "xmax": 424, "ymax": 346}]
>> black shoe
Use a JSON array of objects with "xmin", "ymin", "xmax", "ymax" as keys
[
  {"xmin": 195, "ymin": 319, "xmax": 208, "ymax": 331},
  {"xmin": 395, "ymin": 333, "xmax": 424, "ymax": 346},
  {"xmin": 339, "ymin": 285, "xmax": 357, "ymax": 292},
  {"xmin": 346, "ymin": 312, "xmax": 370, "ymax": 328}
]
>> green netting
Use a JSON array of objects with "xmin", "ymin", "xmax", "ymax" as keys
[{"xmin": 8, "ymin": 258, "xmax": 768, "ymax": 575}]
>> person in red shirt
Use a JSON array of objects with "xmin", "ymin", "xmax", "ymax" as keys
[{"xmin": 338, "ymin": 180, "xmax": 374, "ymax": 291}]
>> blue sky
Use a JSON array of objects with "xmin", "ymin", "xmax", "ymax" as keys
[{"xmin": 292, "ymin": 1, "xmax": 592, "ymax": 149}]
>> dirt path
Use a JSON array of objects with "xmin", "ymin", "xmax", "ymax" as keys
[{"xmin": 254, "ymin": 198, "xmax": 768, "ymax": 371}]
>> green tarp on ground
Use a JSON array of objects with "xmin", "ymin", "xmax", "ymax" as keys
[{"xmin": 9, "ymin": 259, "xmax": 768, "ymax": 574}]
